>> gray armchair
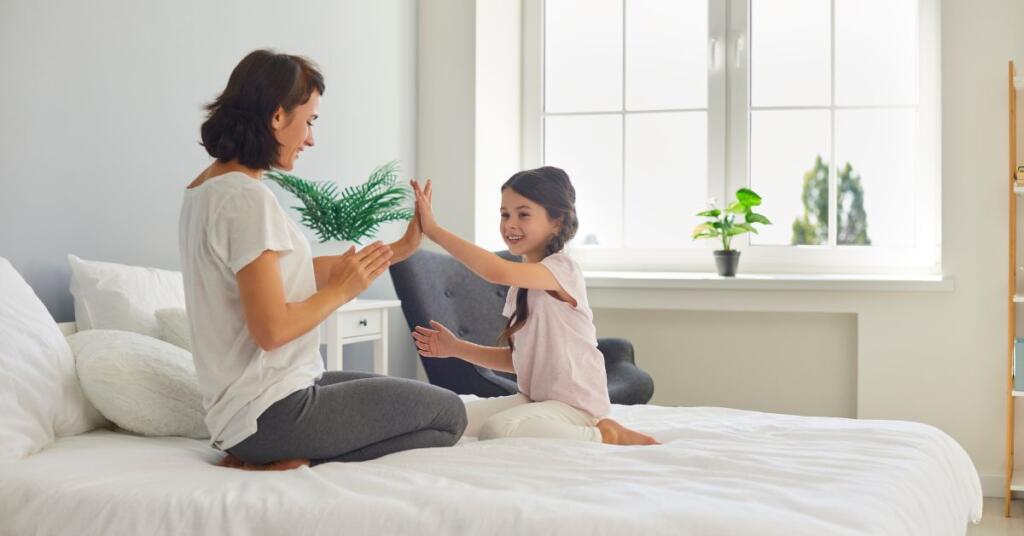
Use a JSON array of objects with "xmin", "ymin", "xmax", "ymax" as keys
[{"xmin": 389, "ymin": 250, "xmax": 654, "ymax": 405}]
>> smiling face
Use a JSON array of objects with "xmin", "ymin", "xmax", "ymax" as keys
[
  {"xmin": 271, "ymin": 90, "xmax": 320, "ymax": 171},
  {"xmin": 500, "ymin": 187, "xmax": 562, "ymax": 261}
]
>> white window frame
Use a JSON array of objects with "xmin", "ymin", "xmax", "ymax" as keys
[{"xmin": 520, "ymin": 0, "xmax": 941, "ymax": 275}]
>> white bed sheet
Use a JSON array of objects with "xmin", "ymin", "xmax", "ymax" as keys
[{"xmin": 0, "ymin": 402, "xmax": 982, "ymax": 536}]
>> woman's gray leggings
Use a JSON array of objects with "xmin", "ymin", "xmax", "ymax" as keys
[{"xmin": 228, "ymin": 371, "xmax": 468, "ymax": 465}]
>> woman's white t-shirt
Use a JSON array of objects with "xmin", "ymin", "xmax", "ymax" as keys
[{"xmin": 178, "ymin": 172, "xmax": 324, "ymax": 450}]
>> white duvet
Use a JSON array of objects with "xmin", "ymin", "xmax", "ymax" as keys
[{"xmin": 0, "ymin": 402, "xmax": 982, "ymax": 536}]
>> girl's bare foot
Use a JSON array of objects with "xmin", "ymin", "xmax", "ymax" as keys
[
  {"xmin": 597, "ymin": 418, "xmax": 660, "ymax": 446},
  {"xmin": 217, "ymin": 453, "xmax": 310, "ymax": 471}
]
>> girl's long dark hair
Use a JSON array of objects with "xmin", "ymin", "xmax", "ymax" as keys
[{"xmin": 497, "ymin": 166, "xmax": 579, "ymax": 350}]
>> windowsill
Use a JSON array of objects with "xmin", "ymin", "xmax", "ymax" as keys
[{"xmin": 583, "ymin": 271, "xmax": 954, "ymax": 292}]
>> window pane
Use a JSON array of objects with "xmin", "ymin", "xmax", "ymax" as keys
[
  {"xmin": 545, "ymin": 0, "xmax": 623, "ymax": 113},
  {"xmin": 544, "ymin": 115, "xmax": 623, "ymax": 248},
  {"xmin": 835, "ymin": 0, "xmax": 917, "ymax": 106},
  {"xmin": 749, "ymin": 110, "xmax": 831, "ymax": 246},
  {"xmin": 625, "ymin": 0, "xmax": 707, "ymax": 111},
  {"xmin": 750, "ymin": 0, "xmax": 831, "ymax": 107},
  {"xmin": 624, "ymin": 112, "xmax": 707, "ymax": 248},
  {"xmin": 834, "ymin": 109, "xmax": 915, "ymax": 247}
]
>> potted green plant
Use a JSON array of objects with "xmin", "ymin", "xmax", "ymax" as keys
[
  {"xmin": 265, "ymin": 160, "xmax": 413, "ymax": 245},
  {"xmin": 691, "ymin": 188, "xmax": 771, "ymax": 277}
]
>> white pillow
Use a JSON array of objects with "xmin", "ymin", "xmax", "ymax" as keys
[
  {"xmin": 0, "ymin": 257, "xmax": 106, "ymax": 460},
  {"xmin": 155, "ymin": 307, "xmax": 192, "ymax": 352},
  {"xmin": 68, "ymin": 330, "xmax": 208, "ymax": 439},
  {"xmin": 68, "ymin": 254, "xmax": 185, "ymax": 338}
]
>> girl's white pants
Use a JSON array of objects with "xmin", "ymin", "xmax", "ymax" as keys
[{"xmin": 464, "ymin": 393, "xmax": 603, "ymax": 443}]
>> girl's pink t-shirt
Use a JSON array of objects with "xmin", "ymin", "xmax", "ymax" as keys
[{"xmin": 502, "ymin": 252, "xmax": 611, "ymax": 418}]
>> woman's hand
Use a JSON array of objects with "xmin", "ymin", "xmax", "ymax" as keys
[
  {"xmin": 411, "ymin": 179, "xmax": 439, "ymax": 239},
  {"xmin": 327, "ymin": 241, "xmax": 393, "ymax": 301},
  {"xmin": 400, "ymin": 201, "xmax": 423, "ymax": 250},
  {"xmin": 411, "ymin": 320, "xmax": 461, "ymax": 358}
]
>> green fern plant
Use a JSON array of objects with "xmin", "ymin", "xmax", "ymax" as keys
[{"xmin": 265, "ymin": 161, "xmax": 413, "ymax": 244}]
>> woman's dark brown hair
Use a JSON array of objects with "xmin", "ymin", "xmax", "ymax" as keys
[
  {"xmin": 200, "ymin": 49, "xmax": 325, "ymax": 170},
  {"xmin": 497, "ymin": 166, "xmax": 579, "ymax": 350}
]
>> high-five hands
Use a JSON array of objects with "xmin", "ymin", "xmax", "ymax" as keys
[{"xmin": 410, "ymin": 179, "xmax": 438, "ymax": 238}]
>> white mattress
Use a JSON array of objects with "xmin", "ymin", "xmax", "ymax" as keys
[{"xmin": 0, "ymin": 402, "xmax": 982, "ymax": 536}]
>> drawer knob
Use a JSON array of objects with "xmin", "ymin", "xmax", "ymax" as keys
[{"xmin": 359, "ymin": 318, "xmax": 368, "ymax": 327}]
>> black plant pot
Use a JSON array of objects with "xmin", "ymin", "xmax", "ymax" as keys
[{"xmin": 713, "ymin": 250, "xmax": 741, "ymax": 277}]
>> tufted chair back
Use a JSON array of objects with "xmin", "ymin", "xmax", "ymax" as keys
[{"xmin": 389, "ymin": 250, "xmax": 521, "ymax": 396}]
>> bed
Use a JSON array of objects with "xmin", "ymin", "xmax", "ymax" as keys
[
  {"xmin": 0, "ymin": 398, "xmax": 982, "ymax": 536},
  {"xmin": 0, "ymin": 258, "xmax": 985, "ymax": 535}
]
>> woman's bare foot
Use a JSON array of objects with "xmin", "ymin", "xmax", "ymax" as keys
[
  {"xmin": 597, "ymin": 418, "xmax": 660, "ymax": 446},
  {"xmin": 217, "ymin": 453, "xmax": 310, "ymax": 471},
  {"xmin": 217, "ymin": 453, "xmax": 245, "ymax": 468}
]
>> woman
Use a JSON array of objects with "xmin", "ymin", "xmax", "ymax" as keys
[{"xmin": 180, "ymin": 49, "xmax": 467, "ymax": 470}]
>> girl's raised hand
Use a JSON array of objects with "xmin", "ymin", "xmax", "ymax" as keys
[
  {"xmin": 411, "ymin": 179, "xmax": 439, "ymax": 238},
  {"xmin": 411, "ymin": 320, "xmax": 460, "ymax": 358}
]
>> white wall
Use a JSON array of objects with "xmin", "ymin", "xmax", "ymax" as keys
[
  {"xmin": 474, "ymin": 0, "xmax": 522, "ymax": 250},
  {"xmin": 417, "ymin": 0, "xmax": 524, "ymax": 251},
  {"xmin": 418, "ymin": 0, "xmax": 1024, "ymax": 496},
  {"xmin": 0, "ymin": 0, "xmax": 423, "ymax": 378},
  {"xmin": 596, "ymin": 309, "xmax": 858, "ymax": 418},
  {"xmin": 417, "ymin": 0, "xmax": 477, "ymax": 246}
]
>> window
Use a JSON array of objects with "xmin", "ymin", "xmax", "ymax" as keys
[{"xmin": 521, "ymin": 0, "xmax": 940, "ymax": 274}]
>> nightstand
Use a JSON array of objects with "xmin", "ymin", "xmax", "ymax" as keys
[{"xmin": 320, "ymin": 299, "xmax": 402, "ymax": 375}]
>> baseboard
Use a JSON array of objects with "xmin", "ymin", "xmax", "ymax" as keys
[{"xmin": 980, "ymin": 472, "xmax": 1023, "ymax": 498}]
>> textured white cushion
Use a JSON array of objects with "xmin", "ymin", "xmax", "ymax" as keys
[
  {"xmin": 0, "ymin": 257, "xmax": 106, "ymax": 460},
  {"xmin": 68, "ymin": 254, "xmax": 185, "ymax": 338},
  {"xmin": 155, "ymin": 307, "xmax": 192, "ymax": 352},
  {"xmin": 68, "ymin": 330, "xmax": 208, "ymax": 439}
]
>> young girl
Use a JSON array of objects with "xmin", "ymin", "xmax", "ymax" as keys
[{"xmin": 410, "ymin": 167, "xmax": 657, "ymax": 445}]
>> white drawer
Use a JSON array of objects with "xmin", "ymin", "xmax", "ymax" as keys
[{"xmin": 338, "ymin": 309, "xmax": 382, "ymax": 338}]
